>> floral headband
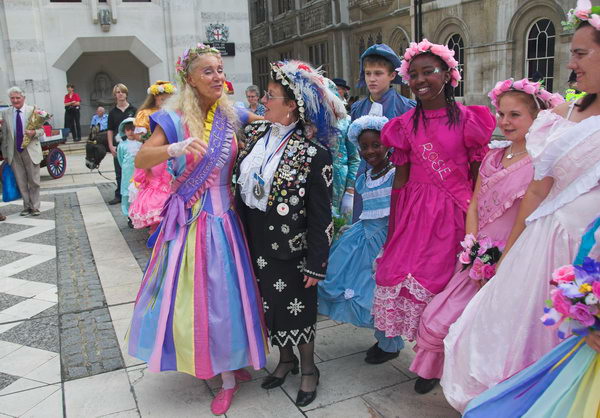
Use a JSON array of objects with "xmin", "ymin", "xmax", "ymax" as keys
[
  {"xmin": 147, "ymin": 80, "xmax": 176, "ymax": 96},
  {"xmin": 563, "ymin": 0, "xmax": 600, "ymax": 31},
  {"xmin": 397, "ymin": 39, "xmax": 461, "ymax": 88},
  {"xmin": 175, "ymin": 43, "xmax": 220, "ymax": 83},
  {"xmin": 488, "ymin": 78, "xmax": 565, "ymax": 110}
]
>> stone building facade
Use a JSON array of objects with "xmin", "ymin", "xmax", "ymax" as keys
[
  {"xmin": 248, "ymin": 0, "xmax": 577, "ymax": 104},
  {"xmin": 0, "ymin": 0, "xmax": 253, "ymax": 131}
]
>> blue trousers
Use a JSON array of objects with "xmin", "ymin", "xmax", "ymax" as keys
[{"xmin": 375, "ymin": 329, "xmax": 404, "ymax": 353}]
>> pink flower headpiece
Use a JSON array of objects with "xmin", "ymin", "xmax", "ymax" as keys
[
  {"xmin": 396, "ymin": 39, "xmax": 461, "ymax": 88},
  {"xmin": 175, "ymin": 43, "xmax": 220, "ymax": 83},
  {"xmin": 488, "ymin": 78, "xmax": 565, "ymax": 110},
  {"xmin": 563, "ymin": 0, "xmax": 600, "ymax": 31}
]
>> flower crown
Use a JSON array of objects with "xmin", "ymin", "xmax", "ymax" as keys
[
  {"xmin": 269, "ymin": 60, "xmax": 346, "ymax": 149},
  {"xmin": 397, "ymin": 39, "xmax": 461, "ymax": 88},
  {"xmin": 488, "ymin": 78, "xmax": 565, "ymax": 110},
  {"xmin": 563, "ymin": 0, "xmax": 600, "ymax": 31},
  {"xmin": 175, "ymin": 43, "xmax": 220, "ymax": 82},
  {"xmin": 147, "ymin": 80, "xmax": 177, "ymax": 96}
]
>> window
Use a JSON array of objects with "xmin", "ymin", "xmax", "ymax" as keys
[
  {"xmin": 526, "ymin": 19, "xmax": 556, "ymax": 91},
  {"xmin": 279, "ymin": 50, "xmax": 292, "ymax": 61},
  {"xmin": 257, "ymin": 56, "xmax": 270, "ymax": 93},
  {"xmin": 308, "ymin": 42, "xmax": 328, "ymax": 75},
  {"xmin": 253, "ymin": 0, "xmax": 267, "ymax": 25},
  {"xmin": 447, "ymin": 33, "xmax": 465, "ymax": 97},
  {"xmin": 276, "ymin": 0, "xmax": 294, "ymax": 15}
]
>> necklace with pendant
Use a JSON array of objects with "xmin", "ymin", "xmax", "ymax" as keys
[
  {"xmin": 371, "ymin": 162, "xmax": 392, "ymax": 179},
  {"xmin": 506, "ymin": 145, "xmax": 527, "ymax": 160}
]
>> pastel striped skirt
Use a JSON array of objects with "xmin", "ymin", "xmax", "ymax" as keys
[{"xmin": 128, "ymin": 199, "xmax": 268, "ymax": 379}]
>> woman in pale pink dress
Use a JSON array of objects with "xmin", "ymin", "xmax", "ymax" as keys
[
  {"xmin": 367, "ymin": 39, "xmax": 495, "ymax": 365},
  {"xmin": 442, "ymin": 19, "xmax": 600, "ymax": 412},
  {"xmin": 409, "ymin": 79, "xmax": 564, "ymax": 394}
]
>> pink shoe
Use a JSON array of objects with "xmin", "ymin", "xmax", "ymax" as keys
[
  {"xmin": 234, "ymin": 368, "xmax": 252, "ymax": 382},
  {"xmin": 211, "ymin": 385, "xmax": 239, "ymax": 415}
]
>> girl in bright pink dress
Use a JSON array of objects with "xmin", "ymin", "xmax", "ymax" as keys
[
  {"xmin": 128, "ymin": 81, "xmax": 176, "ymax": 230},
  {"xmin": 409, "ymin": 79, "xmax": 564, "ymax": 394},
  {"xmin": 367, "ymin": 40, "xmax": 495, "ymax": 365}
]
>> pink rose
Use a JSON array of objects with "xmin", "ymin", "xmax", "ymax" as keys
[
  {"xmin": 482, "ymin": 264, "xmax": 496, "ymax": 279},
  {"xmin": 459, "ymin": 250, "xmax": 472, "ymax": 265},
  {"xmin": 551, "ymin": 289, "xmax": 571, "ymax": 316},
  {"xmin": 430, "ymin": 44, "xmax": 449, "ymax": 59},
  {"xmin": 522, "ymin": 84, "xmax": 537, "ymax": 95},
  {"xmin": 500, "ymin": 79, "xmax": 513, "ymax": 91},
  {"xmin": 589, "ymin": 14, "xmax": 600, "ymax": 30},
  {"xmin": 512, "ymin": 79, "xmax": 525, "ymax": 90},
  {"xmin": 552, "ymin": 265, "xmax": 576, "ymax": 284},
  {"xmin": 575, "ymin": 9, "xmax": 590, "ymax": 20},
  {"xmin": 478, "ymin": 236, "xmax": 493, "ymax": 253},
  {"xmin": 569, "ymin": 302, "xmax": 596, "ymax": 327},
  {"xmin": 418, "ymin": 39, "xmax": 433, "ymax": 52},
  {"xmin": 461, "ymin": 233, "xmax": 477, "ymax": 249},
  {"xmin": 469, "ymin": 258, "xmax": 485, "ymax": 281},
  {"xmin": 593, "ymin": 281, "xmax": 600, "ymax": 299}
]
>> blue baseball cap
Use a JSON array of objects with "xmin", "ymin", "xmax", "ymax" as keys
[{"xmin": 357, "ymin": 43, "xmax": 403, "ymax": 88}]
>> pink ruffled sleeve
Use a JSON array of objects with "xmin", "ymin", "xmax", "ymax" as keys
[
  {"xmin": 381, "ymin": 115, "xmax": 412, "ymax": 166},
  {"xmin": 463, "ymin": 105, "xmax": 496, "ymax": 163}
]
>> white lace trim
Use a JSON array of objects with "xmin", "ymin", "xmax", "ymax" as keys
[
  {"xmin": 365, "ymin": 167, "xmax": 395, "ymax": 188},
  {"xmin": 360, "ymin": 208, "xmax": 390, "ymax": 220},
  {"xmin": 371, "ymin": 274, "xmax": 434, "ymax": 341},
  {"xmin": 527, "ymin": 160, "xmax": 600, "ymax": 224}
]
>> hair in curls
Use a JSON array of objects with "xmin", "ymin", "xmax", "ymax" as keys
[
  {"xmin": 575, "ymin": 21, "xmax": 600, "ymax": 112},
  {"xmin": 412, "ymin": 53, "xmax": 461, "ymax": 133}
]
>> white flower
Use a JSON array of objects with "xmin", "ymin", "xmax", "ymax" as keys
[
  {"xmin": 307, "ymin": 146, "xmax": 317, "ymax": 157},
  {"xmin": 287, "ymin": 298, "xmax": 305, "ymax": 316},
  {"xmin": 585, "ymin": 293, "xmax": 599, "ymax": 305},
  {"xmin": 344, "ymin": 289, "xmax": 355, "ymax": 299},
  {"xmin": 257, "ymin": 256, "xmax": 267, "ymax": 269},
  {"xmin": 271, "ymin": 242, "xmax": 279, "ymax": 250},
  {"xmin": 281, "ymin": 224, "xmax": 290, "ymax": 234},
  {"xmin": 274, "ymin": 279, "xmax": 287, "ymax": 292},
  {"xmin": 290, "ymin": 195, "xmax": 300, "ymax": 206}
]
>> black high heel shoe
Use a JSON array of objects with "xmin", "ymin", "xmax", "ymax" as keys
[
  {"xmin": 261, "ymin": 355, "xmax": 299, "ymax": 389},
  {"xmin": 295, "ymin": 366, "xmax": 320, "ymax": 407}
]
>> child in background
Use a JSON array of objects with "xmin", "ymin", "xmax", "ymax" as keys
[
  {"xmin": 319, "ymin": 113, "xmax": 393, "ymax": 328},
  {"xmin": 409, "ymin": 78, "xmax": 562, "ymax": 394},
  {"xmin": 350, "ymin": 43, "xmax": 415, "ymax": 222},
  {"xmin": 128, "ymin": 81, "xmax": 176, "ymax": 231},
  {"xmin": 116, "ymin": 118, "xmax": 142, "ymax": 223},
  {"xmin": 369, "ymin": 39, "xmax": 496, "ymax": 365}
]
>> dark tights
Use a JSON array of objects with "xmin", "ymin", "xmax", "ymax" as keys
[{"xmin": 272, "ymin": 341, "xmax": 318, "ymax": 391}]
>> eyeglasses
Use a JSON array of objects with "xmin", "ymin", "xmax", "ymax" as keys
[{"xmin": 263, "ymin": 90, "xmax": 287, "ymax": 101}]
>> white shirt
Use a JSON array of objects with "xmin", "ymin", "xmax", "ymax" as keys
[{"xmin": 239, "ymin": 121, "xmax": 298, "ymax": 211}]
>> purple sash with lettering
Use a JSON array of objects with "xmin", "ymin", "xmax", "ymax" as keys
[
  {"xmin": 156, "ymin": 107, "xmax": 229, "ymax": 242},
  {"xmin": 405, "ymin": 122, "xmax": 475, "ymax": 213}
]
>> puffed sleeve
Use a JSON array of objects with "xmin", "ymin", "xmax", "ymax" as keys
[
  {"xmin": 304, "ymin": 145, "xmax": 333, "ymax": 280},
  {"xmin": 463, "ymin": 105, "xmax": 495, "ymax": 163},
  {"xmin": 525, "ymin": 110, "xmax": 566, "ymax": 180},
  {"xmin": 381, "ymin": 115, "xmax": 412, "ymax": 166}
]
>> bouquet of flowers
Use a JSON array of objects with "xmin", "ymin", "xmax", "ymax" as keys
[
  {"xmin": 23, "ymin": 108, "xmax": 52, "ymax": 148},
  {"xmin": 458, "ymin": 234, "xmax": 504, "ymax": 282},
  {"xmin": 541, "ymin": 257, "xmax": 600, "ymax": 338}
]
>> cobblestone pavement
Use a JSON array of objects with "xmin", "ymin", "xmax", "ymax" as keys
[{"xmin": 0, "ymin": 152, "xmax": 459, "ymax": 417}]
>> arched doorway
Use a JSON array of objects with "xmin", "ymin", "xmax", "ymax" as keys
[{"xmin": 66, "ymin": 51, "xmax": 149, "ymax": 134}]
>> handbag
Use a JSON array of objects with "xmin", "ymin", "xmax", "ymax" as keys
[{"xmin": 1, "ymin": 161, "xmax": 21, "ymax": 202}]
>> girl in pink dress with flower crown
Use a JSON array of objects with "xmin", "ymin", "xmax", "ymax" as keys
[
  {"xmin": 408, "ymin": 79, "xmax": 564, "ymax": 395},
  {"xmin": 366, "ymin": 40, "xmax": 496, "ymax": 365}
]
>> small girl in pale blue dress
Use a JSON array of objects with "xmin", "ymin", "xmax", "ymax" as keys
[
  {"xmin": 318, "ymin": 114, "xmax": 393, "ymax": 328},
  {"xmin": 116, "ymin": 118, "xmax": 142, "ymax": 217}
]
